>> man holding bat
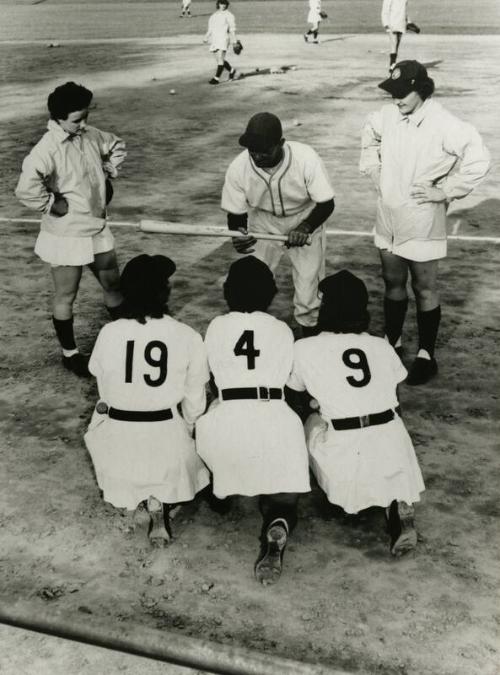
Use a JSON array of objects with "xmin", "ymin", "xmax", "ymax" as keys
[{"xmin": 221, "ymin": 112, "xmax": 335, "ymax": 336}]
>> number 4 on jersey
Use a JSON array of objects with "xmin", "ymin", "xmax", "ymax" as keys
[{"xmin": 234, "ymin": 330, "xmax": 260, "ymax": 370}]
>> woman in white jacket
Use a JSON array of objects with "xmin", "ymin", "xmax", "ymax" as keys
[{"xmin": 204, "ymin": 0, "xmax": 238, "ymax": 84}]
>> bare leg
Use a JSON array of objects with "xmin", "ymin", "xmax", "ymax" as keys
[{"xmin": 88, "ymin": 249, "xmax": 123, "ymax": 311}]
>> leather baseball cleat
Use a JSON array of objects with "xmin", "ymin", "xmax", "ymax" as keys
[
  {"xmin": 62, "ymin": 353, "xmax": 91, "ymax": 378},
  {"xmin": 387, "ymin": 500, "xmax": 417, "ymax": 556},
  {"xmin": 406, "ymin": 357, "xmax": 438, "ymax": 386},
  {"xmin": 147, "ymin": 496, "xmax": 171, "ymax": 547},
  {"xmin": 254, "ymin": 520, "xmax": 288, "ymax": 585}
]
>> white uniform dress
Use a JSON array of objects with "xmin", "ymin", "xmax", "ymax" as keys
[
  {"xmin": 222, "ymin": 141, "xmax": 334, "ymax": 327},
  {"xmin": 84, "ymin": 316, "xmax": 210, "ymax": 510},
  {"xmin": 205, "ymin": 9, "xmax": 236, "ymax": 52},
  {"xmin": 381, "ymin": 0, "xmax": 408, "ymax": 33},
  {"xmin": 196, "ymin": 311, "xmax": 310, "ymax": 499},
  {"xmin": 287, "ymin": 332, "xmax": 425, "ymax": 514},
  {"xmin": 16, "ymin": 120, "xmax": 126, "ymax": 266},
  {"xmin": 307, "ymin": 0, "xmax": 323, "ymax": 25},
  {"xmin": 360, "ymin": 98, "xmax": 490, "ymax": 261}
]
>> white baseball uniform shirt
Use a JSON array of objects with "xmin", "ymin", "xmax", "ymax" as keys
[
  {"xmin": 196, "ymin": 311, "xmax": 310, "ymax": 498},
  {"xmin": 205, "ymin": 9, "xmax": 236, "ymax": 52},
  {"xmin": 287, "ymin": 332, "xmax": 425, "ymax": 513},
  {"xmin": 360, "ymin": 98, "xmax": 490, "ymax": 255},
  {"xmin": 16, "ymin": 120, "xmax": 126, "ymax": 265},
  {"xmin": 84, "ymin": 316, "xmax": 210, "ymax": 509},
  {"xmin": 307, "ymin": 0, "xmax": 323, "ymax": 24},
  {"xmin": 381, "ymin": 0, "xmax": 408, "ymax": 33}
]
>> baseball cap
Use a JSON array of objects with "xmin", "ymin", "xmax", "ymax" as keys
[
  {"xmin": 225, "ymin": 255, "xmax": 276, "ymax": 290},
  {"xmin": 239, "ymin": 112, "xmax": 283, "ymax": 153},
  {"xmin": 378, "ymin": 60, "xmax": 428, "ymax": 99},
  {"xmin": 120, "ymin": 254, "xmax": 176, "ymax": 301},
  {"xmin": 319, "ymin": 270, "xmax": 368, "ymax": 314}
]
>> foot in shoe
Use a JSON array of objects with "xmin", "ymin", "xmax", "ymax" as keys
[
  {"xmin": 255, "ymin": 523, "xmax": 287, "ymax": 585},
  {"xmin": 209, "ymin": 77, "xmax": 219, "ymax": 85},
  {"xmin": 389, "ymin": 501, "xmax": 417, "ymax": 556},
  {"xmin": 147, "ymin": 496, "xmax": 171, "ymax": 546},
  {"xmin": 62, "ymin": 353, "xmax": 90, "ymax": 378},
  {"xmin": 406, "ymin": 356, "xmax": 438, "ymax": 386}
]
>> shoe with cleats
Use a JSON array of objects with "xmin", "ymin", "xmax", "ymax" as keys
[
  {"xmin": 406, "ymin": 357, "xmax": 438, "ymax": 386},
  {"xmin": 255, "ymin": 520, "xmax": 288, "ymax": 585},
  {"xmin": 387, "ymin": 500, "xmax": 417, "ymax": 556},
  {"xmin": 62, "ymin": 353, "xmax": 91, "ymax": 378},
  {"xmin": 147, "ymin": 496, "xmax": 172, "ymax": 547},
  {"xmin": 209, "ymin": 77, "xmax": 219, "ymax": 85}
]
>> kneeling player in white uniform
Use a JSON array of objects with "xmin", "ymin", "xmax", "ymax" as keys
[
  {"xmin": 287, "ymin": 270, "xmax": 425, "ymax": 556},
  {"xmin": 84, "ymin": 254, "xmax": 210, "ymax": 546},
  {"xmin": 196, "ymin": 256, "xmax": 310, "ymax": 584}
]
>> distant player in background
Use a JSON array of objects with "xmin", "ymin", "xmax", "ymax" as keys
[
  {"xmin": 203, "ymin": 0, "xmax": 238, "ymax": 84},
  {"xmin": 196, "ymin": 256, "xmax": 310, "ymax": 585},
  {"xmin": 15, "ymin": 82, "xmax": 126, "ymax": 378},
  {"xmin": 381, "ymin": 0, "xmax": 410, "ymax": 72},
  {"xmin": 84, "ymin": 254, "xmax": 210, "ymax": 546},
  {"xmin": 180, "ymin": 0, "xmax": 192, "ymax": 17},
  {"xmin": 360, "ymin": 61, "xmax": 490, "ymax": 385},
  {"xmin": 304, "ymin": 0, "xmax": 323, "ymax": 43},
  {"xmin": 223, "ymin": 112, "xmax": 335, "ymax": 337},
  {"xmin": 287, "ymin": 270, "xmax": 425, "ymax": 556}
]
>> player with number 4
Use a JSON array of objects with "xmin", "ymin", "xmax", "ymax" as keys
[
  {"xmin": 196, "ymin": 256, "xmax": 310, "ymax": 585},
  {"xmin": 84, "ymin": 254, "xmax": 210, "ymax": 546},
  {"xmin": 287, "ymin": 270, "xmax": 425, "ymax": 556}
]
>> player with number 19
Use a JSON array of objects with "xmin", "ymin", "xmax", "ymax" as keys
[
  {"xmin": 84, "ymin": 254, "xmax": 210, "ymax": 546},
  {"xmin": 287, "ymin": 270, "xmax": 425, "ymax": 556},
  {"xmin": 196, "ymin": 256, "xmax": 310, "ymax": 584}
]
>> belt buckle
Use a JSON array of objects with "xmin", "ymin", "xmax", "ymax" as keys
[
  {"xmin": 359, "ymin": 414, "xmax": 370, "ymax": 428},
  {"xmin": 259, "ymin": 386, "xmax": 270, "ymax": 402}
]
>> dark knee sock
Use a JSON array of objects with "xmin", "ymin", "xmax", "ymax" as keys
[
  {"xmin": 215, "ymin": 65, "xmax": 224, "ymax": 78},
  {"xmin": 390, "ymin": 52, "xmax": 397, "ymax": 66},
  {"xmin": 52, "ymin": 317, "xmax": 77, "ymax": 350},
  {"xmin": 416, "ymin": 305, "xmax": 441, "ymax": 357},
  {"xmin": 313, "ymin": 30, "xmax": 318, "ymax": 39},
  {"xmin": 384, "ymin": 298, "xmax": 408, "ymax": 346},
  {"xmin": 223, "ymin": 60, "xmax": 232, "ymax": 71},
  {"xmin": 259, "ymin": 494, "xmax": 299, "ymax": 537}
]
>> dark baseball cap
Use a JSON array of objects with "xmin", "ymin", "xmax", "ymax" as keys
[
  {"xmin": 319, "ymin": 270, "xmax": 368, "ymax": 313},
  {"xmin": 120, "ymin": 254, "xmax": 176, "ymax": 301},
  {"xmin": 378, "ymin": 60, "xmax": 429, "ymax": 98},
  {"xmin": 239, "ymin": 112, "xmax": 283, "ymax": 153}
]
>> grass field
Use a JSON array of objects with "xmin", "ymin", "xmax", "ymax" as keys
[{"xmin": 0, "ymin": 2, "xmax": 499, "ymax": 674}]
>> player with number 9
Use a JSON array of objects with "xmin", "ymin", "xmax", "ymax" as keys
[
  {"xmin": 287, "ymin": 270, "xmax": 425, "ymax": 556},
  {"xmin": 84, "ymin": 254, "xmax": 210, "ymax": 546},
  {"xmin": 196, "ymin": 256, "xmax": 310, "ymax": 584}
]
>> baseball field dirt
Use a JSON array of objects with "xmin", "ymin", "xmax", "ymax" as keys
[{"xmin": 0, "ymin": 2, "xmax": 499, "ymax": 674}]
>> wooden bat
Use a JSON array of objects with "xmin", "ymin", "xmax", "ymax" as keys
[{"xmin": 139, "ymin": 220, "xmax": 293, "ymax": 242}]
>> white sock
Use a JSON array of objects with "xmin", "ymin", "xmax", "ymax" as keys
[
  {"xmin": 62, "ymin": 348, "xmax": 79, "ymax": 358},
  {"xmin": 417, "ymin": 348, "xmax": 431, "ymax": 360}
]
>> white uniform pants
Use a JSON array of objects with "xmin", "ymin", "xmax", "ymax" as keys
[{"xmin": 250, "ymin": 210, "xmax": 326, "ymax": 327}]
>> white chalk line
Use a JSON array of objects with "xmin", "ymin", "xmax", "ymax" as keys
[{"xmin": 0, "ymin": 217, "xmax": 499, "ymax": 244}]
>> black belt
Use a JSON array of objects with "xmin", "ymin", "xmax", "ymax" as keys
[
  {"xmin": 331, "ymin": 405, "xmax": 401, "ymax": 431},
  {"xmin": 221, "ymin": 387, "xmax": 283, "ymax": 402},
  {"xmin": 96, "ymin": 401, "xmax": 173, "ymax": 422}
]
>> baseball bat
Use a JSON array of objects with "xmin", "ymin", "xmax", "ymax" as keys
[{"xmin": 139, "ymin": 220, "xmax": 294, "ymax": 243}]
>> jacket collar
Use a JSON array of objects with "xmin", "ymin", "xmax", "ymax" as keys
[
  {"xmin": 398, "ymin": 98, "xmax": 434, "ymax": 127},
  {"xmin": 47, "ymin": 118, "xmax": 86, "ymax": 142}
]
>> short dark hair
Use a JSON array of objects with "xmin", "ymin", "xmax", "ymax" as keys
[
  {"xmin": 413, "ymin": 76, "xmax": 435, "ymax": 101},
  {"xmin": 47, "ymin": 82, "xmax": 93, "ymax": 120},
  {"xmin": 223, "ymin": 256, "xmax": 277, "ymax": 313},
  {"xmin": 120, "ymin": 254, "xmax": 176, "ymax": 324},
  {"xmin": 317, "ymin": 302, "xmax": 370, "ymax": 334},
  {"xmin": 216, "ymin": 0, "xmax": 229, "ymax": 6}
]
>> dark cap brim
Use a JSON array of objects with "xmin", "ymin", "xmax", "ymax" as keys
[{"xmin": 378, "ymin": 77, "xmax": 415, "ymax": 99}]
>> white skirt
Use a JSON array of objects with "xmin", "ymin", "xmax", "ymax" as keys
[
  {"xmin": 305, "ymin": 413, "xmax": 425, "ymax": 514},
  {"xmin": 196, "ymin": 400, "xmax": 311, "ymax": 498},
  {"xmin": 84, "ymin": 411, "xmax": 210, "ymax": 510},
  {"xmin": 35, "ymin": 225, "xmax": 115, "ymax": 266}
]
